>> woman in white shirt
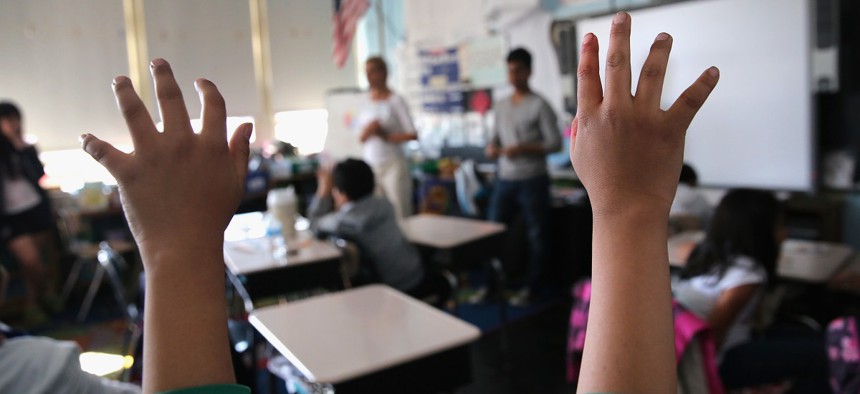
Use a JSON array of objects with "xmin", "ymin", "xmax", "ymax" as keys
[
  {"xmin": 356, "ymin": 57, "xmax": 417, "ymax": 221},
  {"xmin": 0, "ymin": 103, "xmax": 55, "ymax": 326},
  {"xmin": 674, "ymin": 189, "xmax": 828, "ymax": 391}
]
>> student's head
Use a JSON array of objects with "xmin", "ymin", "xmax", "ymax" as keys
[
  {"xmin": 682, "ymin": 189, "xmax": 783, "ymax": 281},
  {"xmin": 332, "ymin": 158, "xmax": 375, "ymax": 207},
  {"xmin": 506, "ymin": 48, "xmax": 532, "ymax": 91},
  {"xmin": 679, "ymin": 163, "xmax": 698, "ymax": 187},
  {"xmin": 0, "ymin": 102, "xmax": 22, "ymax": 141},
  {"xmin": 365, "ymin": 56, "xmax": 388, "ymax": 90}
]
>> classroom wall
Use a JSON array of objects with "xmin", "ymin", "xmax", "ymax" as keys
[{"xmin": 0, "ymin": 0, "xmax": 359, "ymax": 152}]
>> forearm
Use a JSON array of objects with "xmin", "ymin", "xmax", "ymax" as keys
[
  {"xmin": 359, "ymin": 127, "xmax": 376, "ymax": 143},
  {"xmin": 516, "ymin": 142, "xmax": 548, "ymax": 156},
  {"xmin": 578, "ymin": 205, "xmax": 676, "ymax": 393},
  {"xmin": 142, "ymin": 245, "xmax": 234, "ymax": 393}
]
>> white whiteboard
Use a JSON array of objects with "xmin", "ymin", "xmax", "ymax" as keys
[
  {"xmin": 324, "ymin": 91, "xmax": 366, "ymax": 160},
  {"xmin": 576, "ymin": 0, "xmax": 813, "ymax": 190}
]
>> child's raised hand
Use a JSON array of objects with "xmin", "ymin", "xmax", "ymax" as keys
[
  {"xmin": 570, "ymin": 12, "xmax": 719, "ymax": 218},
  {"xmin": 81, "ymin": 58, "xmax": 252, "ymax": 262}
]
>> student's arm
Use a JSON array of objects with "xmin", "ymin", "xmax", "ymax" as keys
[
  {"xmin": 307, "ymin": 168, "xmax": 337, "ymax": 233},
  {"xmin": 81, "ymin": 59, "xmax": 249, "ymax": 394},
  {"xmin": 572, "ymin": 13, "xmax": 718, "ymax": 393},
  {"xmin": 708, "ymin": 284, "xmax": 760, "ymax": 350}
]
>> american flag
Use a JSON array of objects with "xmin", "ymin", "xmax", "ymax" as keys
[{"xmin": 332, "ymin": 0, "xmax": 370, "ymax": 68}]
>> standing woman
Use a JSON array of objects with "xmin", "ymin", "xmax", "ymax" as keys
[
  {"xmin": 0, "ymin": 102, "xmax": 55, "ymax": 326},
  {"xmin": 356, "ymin": 56, "xmax": 417, "ymax": 221}
]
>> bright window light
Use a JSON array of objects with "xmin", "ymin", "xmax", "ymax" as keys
[
  {"xmin": 274, "ymin": 109, "xmax": 328, "ymax": 155},
  {"xmin": 155, "ymin": 116, "xmax": 256, "ymax": 142},
  {"xmin": 40, "ymin": 147, "xmax": 131, "ymax": 192},
  {"xmin": 79, "ymin": 351, "xmax": 133, "ymax": 377}
]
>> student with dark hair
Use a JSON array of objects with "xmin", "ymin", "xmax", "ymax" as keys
[
  {"xmin": 356, "ymin": 56, "xmax": 417, "ymax": 222},
  {"xmin": 307, "ymin": 158, "xmax": 425, "ymax": 293},
  {"xmin": 670, "ymin": 163, "xmax": 712, "ymax": 228},
  {"xmin": 675, "ymin": 189, "xmax": 829, "ymax": 391},
  {"xmin": 0, "ymin": 102, "xmax": 56, "ymax": 327},
  {"xmin": 484, "ymin": 47, "xmax": 562, "ymax": 305}
]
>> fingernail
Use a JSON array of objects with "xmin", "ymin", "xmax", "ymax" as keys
[
  {"xmin": 151, "ymin": 58, "xmax": 166, "ymax": 68},
  {"xmin": 613, "ymin": 12, "xmax": 628, "ymax": 24},
  {"xmin": 112, "ymin": 76, "xmax": 129, "ymax": 87},
  {"xmin": 583, "ymin": 33, "xmax": 595, "ymax": 45},
  {"xmin": 79, "ymin": 133, "xmax": 89, "ymax": 143},
  {"xmin": 656, "ymin": 32, "xmax": 670, "ymax": 41},
  {"xmin": 708, "ymin": 67, "xmax": 720, "ymax": 78}
]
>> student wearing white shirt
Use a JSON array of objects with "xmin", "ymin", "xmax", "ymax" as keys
[
  {"xmin": 355, "ymin": 57, "xmax": 418, "ymax": 221},
  {"xmin": 674, "ymin": 189, "xmax": 828, "ymax": 391},
  {"xmin": 670, "ymin": 163, "xmax": 712, "ymax": 229}
]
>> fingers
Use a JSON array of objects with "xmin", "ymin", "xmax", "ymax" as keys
[
  {"xmin": 634, "ymin": 33, "xmax": 673, "ymax": 108},
  {"xmin": 112, "ymin": 76, "xmax": 158, "ymax": 151},
  {"xmin": 667, "ymin": 67, "xmax": 720, "ymax": 130},
  {"xmin": 150, "ymin": 58, "xmax": 192, "ymax": 135},
  {"xmin": 604, "ymin": 12, "xmax": 632, "ymax": 102},
  {"xmin": 81, "ymin": 133, "xmax": 129, "ymax": 179},
  {"xmin": 195, "ymin": 78, "xmax": 227, "ymax": 142},
  {"xmin": 577, "ymin": 33, "xmax": 603, "ymax": 109},
  {"xmin": 229, "ymin": 123, "xmax": 253, "ymax": 181}
]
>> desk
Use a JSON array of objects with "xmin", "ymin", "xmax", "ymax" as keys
[
  {"xmin": 250, "ymin": 285, "xmax": 481, "ymax": 393},
  {"xmin": 223, "ymin": 213, "xmax": 343, "ymax": 308},
  {"xmin": 401, "ymin": 214, "xmax": 505, "ymax": 268},
  {"xmin": 668, "ymin": 231, "xmax": 854, "ymax": 283}
]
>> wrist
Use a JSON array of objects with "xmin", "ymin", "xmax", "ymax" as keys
[{"xmin": 592, "ymin": 198, "xmax": 670, "ymax": 228}]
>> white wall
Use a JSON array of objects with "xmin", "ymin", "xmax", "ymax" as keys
[
  {"xmin": 0, "ymin": 0, "xmax": 129, "ymax": 151},
  {"xmin": 269, "ymin": 0, "xmax": 359, "ymax": 112}
]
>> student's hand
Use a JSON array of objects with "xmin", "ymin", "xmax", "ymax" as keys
[
  {"xmin": 81, "ymin": 58, "xmax": 252, "ymax": 263},
  {"xmin": 569, "ymin": 13, "xmax": 719, "ymax": 218},
  {"xmin": 485, "ymin": 144, "xmax": 500, "ymax": 159}
]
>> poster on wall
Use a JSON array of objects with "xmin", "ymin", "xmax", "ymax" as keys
[
  {"xmin": 458, "ymin": 36, "xmax": 507, "ymax": 88},
  {"xmin": 419, "ymin": 47, "xmax": 464, "ymax": 112}
]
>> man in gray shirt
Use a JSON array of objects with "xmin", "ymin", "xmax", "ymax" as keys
[
  {"xmin": 308, "ymin": 158, "xmax": 425, "ymax": 293},
  {"xmin": 486, "ymin": 48, "xmax": 562, "ymax": 305}
]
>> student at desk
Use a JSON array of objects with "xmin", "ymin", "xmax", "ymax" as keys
[
  {"xmin": 308, "ymin": 159, "xmax": 445, "ymax": 300},
  {"xmin": 673, "ymin": 189, "xmax": 828, "ymax": 391}
]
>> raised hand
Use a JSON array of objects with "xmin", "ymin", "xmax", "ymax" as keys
[
  {"xmin": 572, "ymin": 12, "xmax": 719, "ymax": 394},
  {"xmin": 570, "ymin": 12, "xmax": 719, "ymax": 218},
  {"xmin": 81, "ymin": 58, "xmax": 251, "ymax": 259},
  {"xmin": 81, "ymin": 58, "xmax": 248, "ymax": 392}
]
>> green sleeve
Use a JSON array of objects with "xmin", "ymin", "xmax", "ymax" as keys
[{"xmin": 159, "ymin": 384, "xmax": 251, "ymax": 394}]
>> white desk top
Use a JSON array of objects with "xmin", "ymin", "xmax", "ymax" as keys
[
  {"xmin": 223, "ymin": 213, "xmax": 339, "ymax": 276},
  {"xmin": 668, "ymin": 231, "xmax": 854, "ymax": 283},
  {"xmin": 401, "ymin": 214, "xmax": 505, "ymax": 249},
  {"xmin": 777, "ymin": 239, "xmax": 853, "ymax": 283},
  {"xmin": 249, "ymin": 285, "xmax": 481, "ymax": 384}
]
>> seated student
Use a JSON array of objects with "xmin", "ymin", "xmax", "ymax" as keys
[
  {"xmin": 307, "ymin": 159, "xmax": 428, "ymax": 295},
  {"xmin": 670, "ymin": 163, "xmax": 712, "ymax": 230},
  {"xmin": 78, "ymin": 10, "xmax": 719, "ymax": 392},
  {"xmin": 674, "ymin": 189, "xmax": 828, "ymax": 391}
]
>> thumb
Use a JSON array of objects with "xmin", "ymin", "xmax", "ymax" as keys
[
  {"xmin": 80, "ymin": 133, "xmax": 127, "ymax": 179},
  {"xmin": 228, "ymin": 123, "xmax": 252, "ymax": 180}
]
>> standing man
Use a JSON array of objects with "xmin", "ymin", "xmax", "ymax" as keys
[{"xmin": 486, "ymin": 48, "xmax": 562, "ymax": 305}]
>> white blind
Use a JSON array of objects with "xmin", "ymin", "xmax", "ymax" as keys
[
  {"xmin": 144, "ymin": 0, "xmax": 258, "ymax": 120},
  {"xmin": 0, "ymin": 0, "xmax": 129, "ymax": 151},
  {"xmin": 268, "ymin": 0, "xmax": 358, "ymax": 112}
]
